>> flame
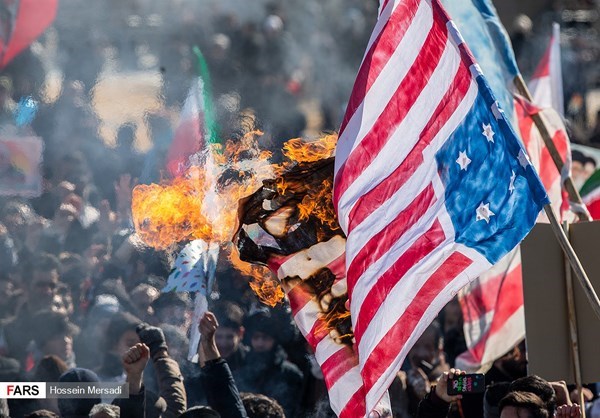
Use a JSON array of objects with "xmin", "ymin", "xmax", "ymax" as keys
[
  {"xmin": 131, "ymin": 169, "xmax": 212, "ymax": 250},
  {"xmin": 297, "ymin": 178, "xmax": 339, "ymax": 231},
  {"xmin": 228, "ymin": 245, "xmax": 284, "ymax": 307},
  {"xmin": 131, "ymin": 131, "xmax": 340, "ymax": 308},
  {"xmin": 282, "ymin": 134, "xmax": 337, "ymax": 164},
  {"xmin": 132, "ymin": 130, "xmax": 275, "ymax": 249}
]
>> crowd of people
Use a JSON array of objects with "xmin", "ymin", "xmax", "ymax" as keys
[{"xmin": 1, "ymin": 0, "xmax": 600, "ymax": 417}]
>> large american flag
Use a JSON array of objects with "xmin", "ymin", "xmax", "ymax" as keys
[{"xmin": 333, "ymin": 0, "xmax": 549, "ymax": 413}]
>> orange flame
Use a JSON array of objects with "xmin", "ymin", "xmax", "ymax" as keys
[
  {"xmin": 131, "ymin": 168, "xmax": 212, "ymax": 250},
  {"xmin": 228, "ymin": 246, "xmax": 284, "ymax": 307},
  {"xmin": 132, "ymin": 130, "xmax": 274, "ymax": 249},
  {"xmin": 297, "ymin": 178, "xmax": 340, "ymax": 231},
  {"xmin": 282, "ymin": 134, "xmax": 337, "ymax": 164}
]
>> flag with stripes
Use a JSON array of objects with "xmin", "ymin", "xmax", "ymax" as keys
[
  {"xmin": 457, "ymin": 23, "xmax": 572, "ymax": 371},
  {"xmin": 333, "ymin": 0, "xmax": 549, "ymax": 413},
  {"xmin": 235, "ymin": 159, "xmax": 390, "ymax": 417}
]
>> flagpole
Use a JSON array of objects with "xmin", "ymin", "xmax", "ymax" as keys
[
  {"xmin": 543, "ymin": 204, "xmax": 600, "ymax": 322},
  {"xmin": 514, "ymin": 75, "xmax": 592, "ymax": 221},
  {"xmin": 562, "ymin": 222, "xmax": 587, "ymax": 417}
]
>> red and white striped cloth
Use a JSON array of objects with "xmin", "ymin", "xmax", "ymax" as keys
[
  {"xmin": 333, "ymin": 0, "xmax": 527, "ymax": 412},
  {"xmin": 456, "ymin": 23, "xmax": 572, "ymax": 372},
  {"xmin": 267, "ymin": 236, "xmax": 372, "ymax": 418}
]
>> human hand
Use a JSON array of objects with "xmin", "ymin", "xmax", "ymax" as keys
[
  {"xmin": 434, "ymin": 368, "xmax": 465, "ymax": 403},
  {"xmin": 97, "ymin": 199, "xmax": 117, "ymax": 236},
  {"xmin": 199, "ymin": 311, "xmax": 219, "ymax": 341},
  {"xmin": 114, "ymin": 173, "xmax": 137, "ymax": 215},
  {"xmin": 556, "ymin": 404, "xmax": 581, "ymax": 418},
  {"xmin": 550, "ymin": 381, "xmax": 572, "ymax": 406},
  {"xmin": 122, "ymin": 343, "xmax": 150, "ymax": 377},
  {"xmin": 570, "ymin": 388, "xmax": 593, "ymax": 405},
  {"xmin": 136, "ymin": 323, "xmax": 168, "ymax": 356},
  {"xmin": 407, "ymin": 367, "xmax": 431, "ymax": 400},
  {"xmin": 198, "ymin": 311, "xmax": 220, "ymax": 365}
]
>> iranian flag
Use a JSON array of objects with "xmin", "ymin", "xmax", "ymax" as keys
[
  {"xmin": 580, "ymin": 170, "xmax": 600, "ymax": 220},
  {"xmin": 166, "ymin": 48, "xmax": 218, "ymax": 177}
]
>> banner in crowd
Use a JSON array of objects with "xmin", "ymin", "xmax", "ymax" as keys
[{"xmin": 0, "ymin": 136, "xmax": 43, "ymax": 197}]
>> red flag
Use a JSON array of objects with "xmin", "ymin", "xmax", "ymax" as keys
[{"xmin": 0, "ymin": 0, "xmax": 58, "ymax": 69}]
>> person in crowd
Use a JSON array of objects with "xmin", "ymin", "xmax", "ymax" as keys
[
  {"xmin": 2, "ymin": 253, "xmax": 62, "ymax": 368},
  {"xmin": 499, "ymin": 391, "xmax": 549, "ymax": 418},
  {"xmin": 57, "ymin": 368, "xmax": 102, "ymax": 418},
  {"xmin": 241, "ymin": 393, "xmax": 285, "ymax": 418},
  {"xmin": 88, "ymin": 403, "xmax": 120, "ymax": 418},
  {"xmin": 405, "ymin": 320, "xmax": 451, "ymax": 414},
  {"xmin": 197, "ymin": 311, "xmax": 248, "ymax": 418},
  {"xmin": 96, "ymin": 311, "xmax": 141, "ymax": 383},
  {"xmin": 31, "ymin": 310, "xmax": 79, "ymax": 368},
  {"xmin": 236, "ymin": 310, "xmax": 303, "ymax": 418},
  {"xmin": 416, "ymin": 368, "xmax": 466, "ymax": 418},
  {"xmin": 151, "ymin": 291, "xmax": 192, "ymax": 332},
  {"xmin": 211, "ymin": 300, "xmax": 248, "ymax": 373},
  {"xmin": 32, "ymin": 355, "xmax": 69, "ymax": 415}
]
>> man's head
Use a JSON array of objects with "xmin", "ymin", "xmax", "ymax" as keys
[
  {"xmin": 32, "ymin": 310, "xmax": 78, "ymax": 362},
  {"xmin": 88, "ymin": 403, "xmax": 120, "ymax": 418},
  {"xmin": 104, "ymin": 311, "xmax": 141, "ymax": 356},
  {"xmin": 495, "ymin": 341, "xmax": 528, "ymax": 380},
  {"xmin": 242, "ymin": 393, "xmax": 285, "ymax": 418},
  {"xmin": 508, "ymin": 375, "xmax": 556, "ymax": 417},
  {"xmin": 245, "ymin": 311, "xmax": 278, "ymax": 354},
  {"xmin": 152, "ymin": 291, "xmax": 191, "ymax": 330},
  {"xmin": 23, "ymin": 253, "xmax": 61, "ymax": 312},
  {"xmin": 407, "ymin": 320, "xmax": 445, "ymax": 373},
  {"xmin": 499, "ymin": 391, "xmax": 549, "ymax": 418},
  {"xmin": 58, "ymin": 368, "xmax": 101, "ymax": 417},
  {"xmin": 212, "ymin": 301, "xmax": 245, "ymax": 358}
]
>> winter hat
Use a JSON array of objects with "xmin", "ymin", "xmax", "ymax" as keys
[{"xmin": 57, "ymin": 368, "xmax": 101, "ymax": 418}]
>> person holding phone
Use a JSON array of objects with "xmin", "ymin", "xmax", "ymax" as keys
[{"xmin": 416, "ymin": 368, "xmax": 468, "ymax": 418}]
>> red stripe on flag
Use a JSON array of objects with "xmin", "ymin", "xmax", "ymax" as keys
[
  {"xmin": 347, "ymin": 62, "xmax": 472, "ymax": 230},
  {"xmin": 348, "ymin": 184, "xmax": 437, "ymax": 293},
  {"xmin": 339, "ymin": 0, "xmax": 421, "ymax": 135},
  {"xmin": 334, "ymin": 21, "xmax": 449, "ymax": 211},
  {"xmin": 352, "ymin": 220, "xmax": 446, "ymax": 344},
  {"xmin": 287, "ymin": 281, "xmax": 315, "ymax": 314},
  {"xmin": 339, "ymin": 387, "xmax": 368, "ymax": 418},
  {"xmin": 267, "ymin": 254, "xmax": 294, "ymax": 274},
  {"xmin": 462, "ymin": 266, "xmax": 523, "ymax": 361},
  {"xmin": 320, "ymin": 345, "xmax": 359, "ymax": 389},
  {"xmin": 328, "ymin": 253, "xmax": 346, "ymax": 280},
  {"xmin": 303, "ymin": 317, "xmax": 331, "ymax": 349},
  {"xmin": 462, "ymin": 262, "xmax": 520, "ymax": 317},
  {"xmin": 362, "ymin": 251, "xmax": 473, "ymax": 390}
]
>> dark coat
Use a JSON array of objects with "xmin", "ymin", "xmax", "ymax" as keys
[
  {"xmin": 202, "ymin": 358, "xmax": 248, "ymax": 418},
  {"xmin": 236, "ymin": 346, "xmax": 304, "ymax": 418}
]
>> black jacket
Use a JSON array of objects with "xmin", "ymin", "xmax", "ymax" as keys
[
  {"xmin": 236, "ymin": 346, "xmax": 304, "ymax": 417},
  {"xmin": 202, "ymin": 358, "xmax": 248, "ymax": 418}
]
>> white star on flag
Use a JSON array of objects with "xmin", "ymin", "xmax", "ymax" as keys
[
  {"xmin": 476, "ymin": 202, "xmax": 495, "ymax": 223},
  {"xmin": 456, "ymin": 151, "xmax": 471, "ymax": 170},
  {"xmin": 517, "ymin": 150, "xmax": 531, "ymax": 168},
  {"xmin": 482, "ymin": 123, "xmax": 495, "ymax": 143},
  {"xmin": 509, "ymin": 170, "xmax": 516, "ymax": 193}
]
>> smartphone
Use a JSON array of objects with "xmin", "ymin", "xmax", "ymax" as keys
[{"xmin": 447, "ymin": 373, "xmax": 485, "ymax": 395}]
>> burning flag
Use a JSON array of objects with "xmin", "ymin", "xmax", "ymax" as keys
[{"xmin": 235, "ymin": 144, "xmax": 391, "ymax": 417}]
